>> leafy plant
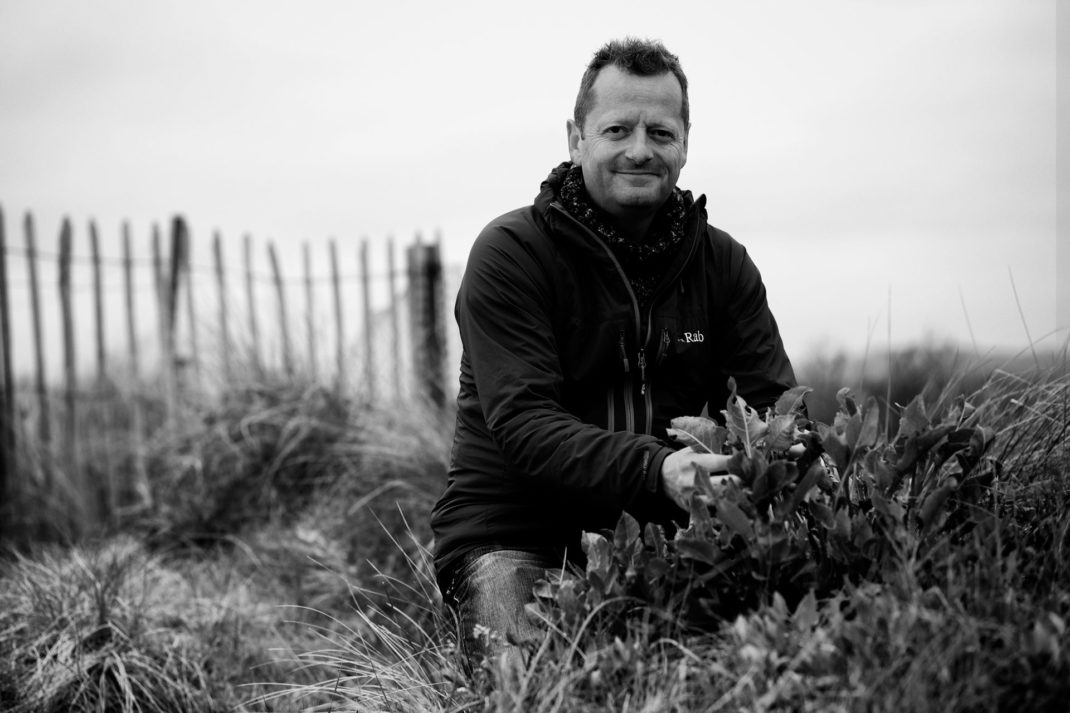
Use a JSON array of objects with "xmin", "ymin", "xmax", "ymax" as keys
[{"xmin": 530, "ymin": 376, "xmax": 1003, "ymax": 640}]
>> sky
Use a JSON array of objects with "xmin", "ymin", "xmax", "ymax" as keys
[{"xmin": 0, "ymin": 0, "xmax": 1064, "ymax": 378}]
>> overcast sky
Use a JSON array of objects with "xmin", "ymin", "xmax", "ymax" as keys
[{"xmin": 0, "ymin": 0, "xmax": 1063, "ymax": 375}]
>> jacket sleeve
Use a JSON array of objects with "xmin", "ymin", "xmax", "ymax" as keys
[
  {"xmin": 708, "ymin": 236, "xmax": 797, "ymax": 415},
  {"xmin": 456, "ymin": 222, "xmax": 674, "ymax": 511}
]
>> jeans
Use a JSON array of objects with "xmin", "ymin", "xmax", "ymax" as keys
[{"xmin": 441, "ymin": 548, "xmax": 570, "ymax": 669}]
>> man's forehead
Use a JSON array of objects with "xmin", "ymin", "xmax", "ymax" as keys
[{"xmin": 588, "ymin": 66, "xmax": 686, "ymax": 123}]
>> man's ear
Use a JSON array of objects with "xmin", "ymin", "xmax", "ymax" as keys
[
  {"xmin": 680, "ymin": 123, "xmax": 690, "ymax": 169},
  {"xmin": 566, "ymin": 119, "xmax": 583, "ymax": 164}
]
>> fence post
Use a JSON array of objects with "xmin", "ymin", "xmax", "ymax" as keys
[
  {"xmin": 122, "ymin": 221, "xmax": 151, "ymax": 509},
  {"xmin": 58, "ymin": 217, "xmax": 79, "ymax": 490},
  {"xmin": 0, "ymin": 205, "xmax": 14, "ymax": 517},
  {"xmin": 304, "ymin": 242, "xmax": 317, "ymax": 381},
  {"xmin": 213, "ymin": 231, "xmax": 231, "ymax": 383},
  {"xmin": 387, "ymin": 236, "xmax": 401, "ymax": 401},
  {"xmin": 89, "ymin": 218, "xmax": 115, "ymax": 522},
  {"xmin": 89, "ymin": 219, "xmax": 107, "ymax": 383},
  {"xmin": 330, "ymin": 239, "xmax": 346, "ymax": 391},
  {"xmin": 182, "ymin": 225, "xmax": 200, "ymax": 383},
  {"xmin": 150, "ymin": 223, "xmax": 174, "ymax": 424},
  {"xmin": 360, "ymin": 239, "xmax": 374, "ymax": 402},
  {"xmin": 244, "ymin": 234, "xmax": 261, "ymax": 377},
  {"xmin": 268, "ymin": 241, "xmax": 293, "ymax": 377},
  {"xmin": 406, "ymin": 237, "xmax": 446, "ymax": 408},
  {"xmin": 25, "ymin": 213, "xmax": 50, "ymax": 462}
]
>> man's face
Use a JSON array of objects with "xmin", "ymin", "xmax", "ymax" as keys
[{"xmin": 567, "ymin": 65, "xmax": 689, "ymax": 225}]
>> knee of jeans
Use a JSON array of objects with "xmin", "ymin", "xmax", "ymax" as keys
[{"xmin": 454, "ymin": 550, "xmax": 561, "ymax": 645}]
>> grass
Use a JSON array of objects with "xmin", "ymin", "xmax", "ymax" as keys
[{"xmin": 1, "ymin": 345, "xmax": 1068, "ymax": 711}]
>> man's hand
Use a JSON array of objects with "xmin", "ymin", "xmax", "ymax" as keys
[{"xmin": 660, "ymin": 447, "xmax": 739, "ymax": 513}]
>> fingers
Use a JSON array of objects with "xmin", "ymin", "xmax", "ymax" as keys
[
  {"xmin": 709, "ymin": 474, "xmax": 741, "ymax": 488},
  {"xmin": 688, "ymin": 451, "xmax": 731, "ymax": 474}
]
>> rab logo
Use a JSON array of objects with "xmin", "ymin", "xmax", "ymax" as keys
[{"xmin": 679, "ymin": 330, "xmax": 705, "ymax": 344}]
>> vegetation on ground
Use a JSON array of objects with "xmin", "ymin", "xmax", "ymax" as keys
[{"xmin": 1, "ymin": 346, "xmax": 1067, "ymax": 712}]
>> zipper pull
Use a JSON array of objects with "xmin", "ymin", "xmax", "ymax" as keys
[
  {"xmin": 638, "ymin": 348, "xmax": 647, "ymax": 395},
  {"xmin": 618, "ymin": 331, "xmax": 630, "ymax": 373},
  {"xmin": 657, "ymin": 328, "xmax": 671, "ymax": 366}
]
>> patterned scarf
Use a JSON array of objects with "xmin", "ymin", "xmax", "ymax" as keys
[{"xmin": 550, "ymin": 162, "xmax": 690, "ymax": 310}]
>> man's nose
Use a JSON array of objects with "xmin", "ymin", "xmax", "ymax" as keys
[{"xmin": 625, "ymin": 130, "xmax": 653, "ymax": 163}]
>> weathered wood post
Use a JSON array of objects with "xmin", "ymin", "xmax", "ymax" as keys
[
  {"xmin": 268, "ymin": 241, "xmax": 293, "ymax": 377},
  {"xmin": 329, "ymin": 239, "xmax": 346, "ymax": 391},
  {"xmin": 387, "ymin": 236, "xmax": 402, "ymax": 401},
  {"xmin": 25, "ymin": 213, "xmax": 50, "ymax": 462},
  {"xmin": 89, "ymin": 220, "xmax": 107, "ymax": 383},
  {"xmin": 304, "ymin": 242, "xmax": 317, "ymax": 381},
  {"xmin": 244, "ymin": 234, "xmax": 262, "ymax": 378},
  {"xmin": 0, "ymin": 205, "xmax": 14, "ymax": 515},
  {"xmin": 58, "ymin": 218, "xmax": 79, "ymax": 490},
  {"xmin": 89, "ymin": 219, "xmax": 115, "ymax": 522},
  {"xmin": 213, "ymin": 231, "xmax": 231, "ymax": 383},
  {"xmin": 122, "ymin": 221, "xmax": 151, "ymax": 508},
  {"xmin": 360, "ymin": 239, "xmax": 375, "ymax": 402},
  {"xmin": 406, "ymin": 236, "xmax": 447, "ymax": 408},
  {"xmin": 182, "ymin": 227, "xmax": 200, "ymax": 383}
]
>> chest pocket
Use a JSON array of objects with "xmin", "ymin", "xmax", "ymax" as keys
[
  {"xmin": 646, "ymin": 312, "xmax": 714, "ymax": 419},
  {"xmin": 658, "ymin": 314, "xmax": 710, "ymax": 366}
]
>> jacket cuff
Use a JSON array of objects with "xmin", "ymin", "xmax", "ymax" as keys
[{"xmin": 643, "ymin": 445, "xmax": 674, "ymax": 494}]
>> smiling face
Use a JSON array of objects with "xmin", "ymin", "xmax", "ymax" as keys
[{"xmin": 567, "ymin": 65, "xmax": 689, "ymax": 232}]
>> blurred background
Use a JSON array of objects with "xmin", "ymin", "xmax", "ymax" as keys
[{"xmin": 0, "ymin": 0, "xmax": 1063, "ymax": 384}]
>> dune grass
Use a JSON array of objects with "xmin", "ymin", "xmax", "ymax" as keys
[{"xmin": 1, "ymin": 349, "xmax": 1067, "ymax": 711}]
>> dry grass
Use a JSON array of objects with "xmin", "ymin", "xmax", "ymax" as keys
[{"xmin": 1, "ymin": 351, "xmax": 1067, "ymax": 711}]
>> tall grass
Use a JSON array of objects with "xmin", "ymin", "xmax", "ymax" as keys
[
  {"xmin": 2, "ymin": 347, "xmax": 1067, "ymax": 711},
  {"xmin": 2, "ymin": 366, "xmax": 452, "ymax": 711}
]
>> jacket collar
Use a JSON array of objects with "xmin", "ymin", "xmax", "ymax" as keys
[{"xmin": 534, "ymin": 163, "xmax": 709, "ymax": 275}]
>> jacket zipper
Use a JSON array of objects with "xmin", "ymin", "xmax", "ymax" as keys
[{"xmin": 550, "ymin": 203, "xmax": 700, "ymax": 434}]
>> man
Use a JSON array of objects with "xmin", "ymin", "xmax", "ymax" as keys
[{"xmin": 430, "ymin": 38, "xmax": 797, "ymax": 664}]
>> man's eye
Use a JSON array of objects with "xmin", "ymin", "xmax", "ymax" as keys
[
  {"xmin": 604, "ymin": 126, "xmax": 627, "ymax": 136},
  {"xmin": 652, "ymin": 129, "xmax": 675, "ymax": 141}
]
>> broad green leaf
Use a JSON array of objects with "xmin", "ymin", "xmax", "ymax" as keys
[
  {"xmin": 693, "ymin": 469, "xmax": 717, "ymax": 499},
  {"xmin": 726, "ymin": 451, "xmax": 766, "ymax": 487},
  {"xmin": 689, "ymin": 492, "xmax": 717, "ymax": 539},
  {"xmin": 895, "ymin": 394, "xmax": 929, "ymax": 441},
  {"xmin": 857, "ymin": 396, "xmax": 881, "ymax": 450},
  {"xmin": 784, "ymin": 460, "xmax": 825, "ymax": 516},
  {"xmin": 715, "ymin": 498, "xmax": 754, "ymax": 541},
  {"xmin": 819, "ymin": 423, "xmax": 849, "ymax": 474},
  {"xmin": 674, "ymin": 537, "xmax": 721, "ymax": 565},
  {"xmin": 754, "ymin": 460, "xmax": 796, "ymax": 505},
  {"xmin": 844, "ymin": 412, "xmax": 863, "ymax": 449},
  {"xmin": 766, "ymin": 414, "xmax": 797, "ymax": 451},
  {"xmin": 667, "ymin": 416, "xmax": 727, "ymax": 454},
  {"xmin": 918, "ymin": 478, "xmax": 958, "ymax": 531},
  {"xmin": 614, "ymin": 512, "xmax": 641, "ymax": 553},
  {"xmin": 644, "ymin": 522, "xmax": 667, "ymax": 559},
  {"xmin": 582, "ymin": 532, "xmax": 612, "ymax": 579},
  {"xmin": 774, "ymin": 385, "xmax": 813, "ymax": 416},
  {"xmin": 794, "ymin": 590, "xmax": 819, "ymax": 631},
  {"xmin": 722, "ymin": 377, "xmax": 768, "ymax": 454},
  {"xmin": 836, "ymin": 387, "xmax": 858, "ymax": 416}
]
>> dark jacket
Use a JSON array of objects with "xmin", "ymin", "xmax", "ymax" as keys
[{"xmin": 430, "ymin": 169, "xmax": 797, "ymax": 578}]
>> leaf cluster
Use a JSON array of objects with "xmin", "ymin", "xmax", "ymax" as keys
[{"xmin": 532, "ymin": 378, "xmax": 1003, "ymax": 639}]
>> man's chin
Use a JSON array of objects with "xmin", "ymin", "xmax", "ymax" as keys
[{"xmin": 610, "ymin": 190, "xmax": 670, "ymax": 212}]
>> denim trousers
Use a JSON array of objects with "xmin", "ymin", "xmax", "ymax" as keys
[{"xmin": 441, "ymin": 548, "xmax": 570, "ymax": 669}]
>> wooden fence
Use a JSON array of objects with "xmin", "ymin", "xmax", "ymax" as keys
[{"xmin": 0, "ymin": 204, "xmax": 453, "ymax": 526}]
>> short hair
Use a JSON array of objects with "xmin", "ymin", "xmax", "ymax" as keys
[{"xmin": 573, "ymin": 37, "xmax": 689, "ymax": 131}]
